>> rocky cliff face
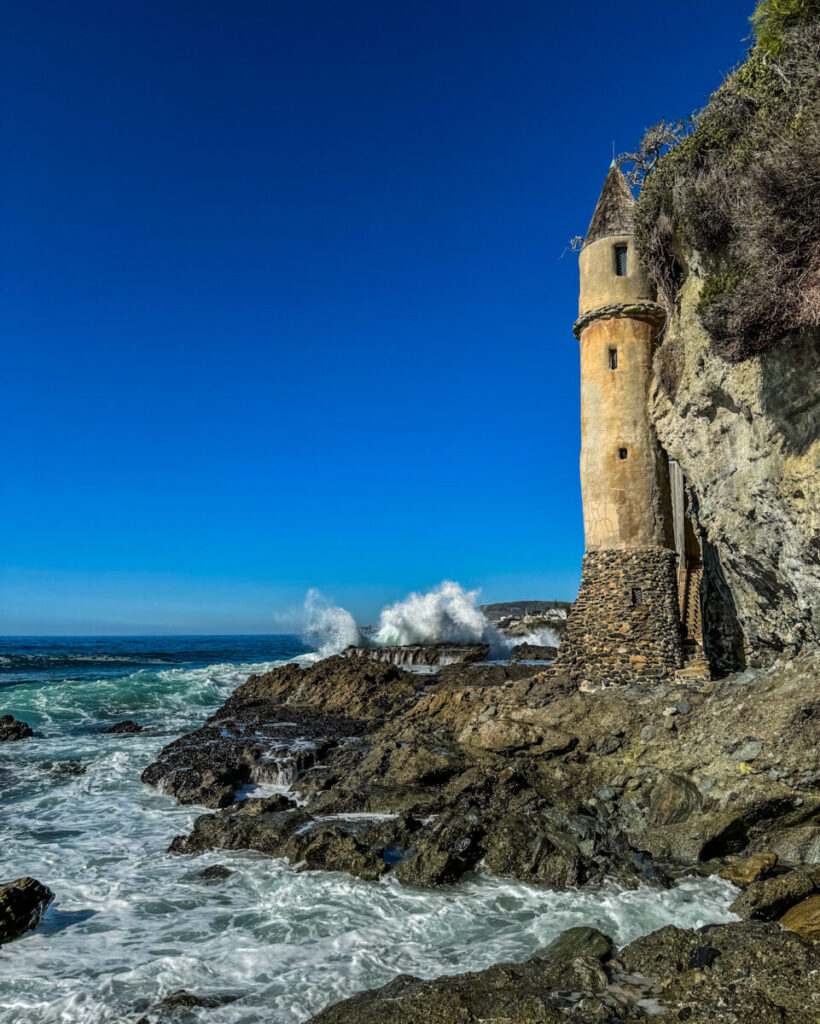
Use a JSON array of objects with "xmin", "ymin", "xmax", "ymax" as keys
[
  {"xmin": 634, "ymin": 7, "xmax": 820, "ymax": 667},
  {"xmin": 651, "ymin": 278, "xmax": 819, "ymax": 666}
]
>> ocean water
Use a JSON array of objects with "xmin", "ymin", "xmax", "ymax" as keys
[{"xmin": 0, "ymin": 635, "xmax": 738, "ymax": 1024}]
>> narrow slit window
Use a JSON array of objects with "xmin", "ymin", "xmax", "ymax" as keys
[
  {"xmin": 608, "ymin": 347, "xmax": 618, "ymax": 370},
  {"xmin": 618, "ymin": 447, "xmax": 628, "ymax": 460},
  {"xmin": 631, "ymin": 588, "xmax": 643, "ymax": 605},
  {"xmin": 615, "ymin": 245, "xmax": 628, "ymax": 276}
]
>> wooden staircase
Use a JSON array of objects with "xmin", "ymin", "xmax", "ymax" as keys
[{"xmin": 676, "ymin": 561, "xmax": 711, "ymax": 681}]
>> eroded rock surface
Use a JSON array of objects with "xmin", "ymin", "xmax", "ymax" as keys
[
  {"xmin": 341, "ymin": 643, "xmax": 490, "ymax": 667},
  {"xmin": 145, "ymin": 651, "xmax": 819, "ymax": 890},
  {"xmin": 307, "ymin": 920, "xmax": 820, "ymax": 1023},
  {"xmin": 651, "ymin": 272, "xmax": 820, "ymax": 669}
]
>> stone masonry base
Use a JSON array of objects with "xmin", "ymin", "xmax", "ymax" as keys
[{"xmin": 557, "ymin": 548, "xmax": 683, "ymax": 687}]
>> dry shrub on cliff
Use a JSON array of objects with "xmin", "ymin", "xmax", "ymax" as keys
[{"xmin": 633, "ymin": 7, "xmax": 820, "ymax": 362}]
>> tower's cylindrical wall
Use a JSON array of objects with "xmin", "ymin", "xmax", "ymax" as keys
[
  {"xmin": 579, "ymin": 235, "xmax": 653, "ymax": 316},
  {"xmin": 579, "ymin": 315, "xmax": 674, "ymax": 552}
]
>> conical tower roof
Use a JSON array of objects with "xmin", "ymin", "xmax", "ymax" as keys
[{"xmin": 583, "ymin": 162, "xmax": 636, "ymax": 249}]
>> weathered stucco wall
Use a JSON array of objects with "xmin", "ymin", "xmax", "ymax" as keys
[
  {"xmin": 579, "ymin": 235, "xmax": 653, "ymax": 316},
  {"xmin": 651, "ymin": 268, "xmax": 820, "ymax": 663},
  {"xmin": 580, "ymin": 315, "xmax": 674, "ymax": 551}
]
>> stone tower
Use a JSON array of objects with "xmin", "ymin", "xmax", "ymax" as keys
[{"xmin": 560, "ymin": 163, "xmax": 683, "ymax": 687}]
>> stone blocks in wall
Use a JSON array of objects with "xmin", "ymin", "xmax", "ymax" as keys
[{"xmin": 557, "ymin": 549, "xmax": 683, "ymax": 687}]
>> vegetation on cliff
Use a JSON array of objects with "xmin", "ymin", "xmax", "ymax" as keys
[{"xmin": 632, "ymin": 0, "xmax": 820, "ymax": 362}]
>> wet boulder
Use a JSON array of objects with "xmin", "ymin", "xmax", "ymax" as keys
[
  {"xmin": 283, "ymin": 827, "xmax": 387, "ymax": 882},
  {"xmin": 394, "ymin": 805, "xmax": 485, "ymax": 886},
  {"xmin": 198, "ymin": 863, "xmax": 233, "ymax": 880},
  {"xmin": 730, "ymin": 868, "xmax": 819, "ymax": 920},
  {"xmin": 141, "ymin": 730, "xmax": 265, "ymax": 808},
  {"xmin": 647, "ymin": 773, "xmax": 703, "ymax": 826},
  {"xmin": 780, "ymin": 894, "xmax": 820, "ymax": 943},
  {"xmin": 169, "ymin": 798, "xmax": 420, "ymax": 883},
  {"xmin": 510, "ymin": 643, "xmax": 558, "ymax": 662},
  {"xmin": 0, "ymin": 715, "xmax": 33, "ymax": 742},
  {"xmin": 482, "ymin": 813, "xmax": 582, "ymax": 888},
  {"xmin": 158, "ymin": 990, "xmax": 239, "ymax": 1009},
  {"xmin": 718, "ymin": 851, "xmax": 777, "ymax": 885},
  {"xmin": 536, "ymin": 925, "xmax": 614, "ymax": 964},
  {"xmin": 169, "ymin": 807, "xmax": 313, "ymax": 856},
  {"xmin": 106, "ymin": 719, "xmax": 143, "ymax": 734},
  {"xmin": 0, "ymin": 877, "xmax": 54, "ymax": 943}
]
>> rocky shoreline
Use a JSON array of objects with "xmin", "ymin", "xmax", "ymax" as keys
[{"xmin": 140, "ymin": 646, "xmax": 820, "ymax": 1021}]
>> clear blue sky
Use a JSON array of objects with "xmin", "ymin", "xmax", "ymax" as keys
[{"xmin": 1, "ymin": 0, "xmax": 754, "ymax": 635}]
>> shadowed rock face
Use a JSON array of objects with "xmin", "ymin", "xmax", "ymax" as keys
[
  {"xmin": 341, "ymin": 644, "xmax": 490, "ymax": 667},
  {"xmin": 0, "ymin": 878, "xmax": 54, "ymax": 944},
  {"xmin": 306, "ymin": 920, "xmax": 820, "ymax": 1024},
  {"xmin": 652, "ymin": 284, "xmax": 820, "ymax": 666}
]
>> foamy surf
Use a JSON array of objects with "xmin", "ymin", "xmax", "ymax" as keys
[
  {"xmin": 0, "ymin": 636, "xmax": 739, "ymax": 1023},
  {"xmin": 301, "ymin": 581, "xmax": 548, "ymax": 658}
]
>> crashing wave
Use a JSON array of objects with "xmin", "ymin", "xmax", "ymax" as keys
[
  {"xmin": 302, "ymin": 589, "xmax": 369, "ymax": 658},
  {"xmin": 301, "ymin": 581, "xmax": 551, "ymax": 659}
]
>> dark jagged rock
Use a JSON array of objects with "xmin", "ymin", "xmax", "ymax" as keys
[
  {"xmin": 170, "ymin": 793, "xmax": 424, "ymax": 882},
  {"xmin": 536, "ymin": 925, "xmax": 614, "ymax": 963},
  {"xmin": 146, "ymin": 646, "xmax": 820, "ymax": 892},
  {"xmin": 158, "ymin": 989, "xmax": 239, "ymax": 1009},
  {"xmin": 198, "ymin": 863, "xmax": 233, "ymax": 880},
  {"xmin": 510, "ymin": 642, "xmax": 558, "ymax": 662},
  {"xmin": 0, "ymin": 715, "xmax": 33, "ymax": 742},
  {"xmin": 307, "ymin": 920, "xmax": 820, "ymax": 1023},
  {"xmin": 105, "ymin": 719, "xmax": 144, "ymax": 734},
  {"xmin": 0, "ymin": 877, "xmax": 54, "ymax": 943},
  {"xmin": 41, "ymin": 759, "xmax": 87, "ymax": 778},
  {"xmin": 341, "ymin": 643, "xmax": 490, "ymax": 667},
  {"xmin": 140, "ymin": 656, "xmax": 404, "ymax": 808}
]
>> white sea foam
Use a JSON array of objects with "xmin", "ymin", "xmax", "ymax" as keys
[
  {"xmin": 0, "ymin": 657, "xmax": 739, "ymax": 1024},
  {"xmin": 513, "ymin": 625, "xmax": 561, "ymax": 648},
  {"xmin": 302, "ymin": 589, "xmax": 367, "ymax": 658},
  {"xmin": 374, "ymin": 581, "xmax": 503, "ymax": 649},
  {"xmin": 303, "ymin": 581, "xmax": 528, "ymax": 657}
]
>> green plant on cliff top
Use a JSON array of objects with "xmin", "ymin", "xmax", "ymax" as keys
[
  {"xmin": 752, "ymin": 0, "xmax": 820, "ymax": 53},
  {"xmin": 632, "ymin": 9, "xmax": 820, "ymax": 363}
]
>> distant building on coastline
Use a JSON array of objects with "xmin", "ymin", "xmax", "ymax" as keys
[{"xmin": 557, "ymin": 163, "xmax": 708, "ymax": 687}]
